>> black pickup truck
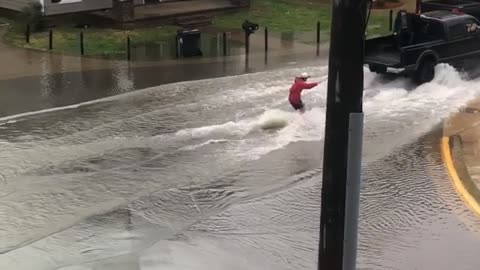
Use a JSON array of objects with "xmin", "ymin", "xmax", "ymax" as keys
[{"xmin": 364, "ymin": 10, "xmax": 480, "ymax": 84}]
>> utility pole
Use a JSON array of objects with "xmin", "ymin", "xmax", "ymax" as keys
[{"xmin": 318, "ymin": 0, "xmax": 367, "ymax": 269}]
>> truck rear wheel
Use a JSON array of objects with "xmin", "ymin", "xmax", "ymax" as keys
[
  {"xmin": 413, "ymin": 60, "xmax": 435, "ymax": 84},
  {"xmin": 369, "ymin": 65, "xmax": 386, "ymax": 74}
]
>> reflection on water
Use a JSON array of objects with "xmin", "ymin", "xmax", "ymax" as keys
[
  {"xmin": 93, "ymin": 29, "xmax": 323, "ymax": 61},
  {"xmin": 110, "ymin": 33, "xmax": 246, "ymax": 61},
  {"xmin": 73, "ymin": 33, "xmax": 234, "ymax": 61}
]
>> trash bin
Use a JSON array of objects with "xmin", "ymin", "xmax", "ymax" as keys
[{"xmin": 177, "ymin": 29, "xmax": 203, "ymax": 57}]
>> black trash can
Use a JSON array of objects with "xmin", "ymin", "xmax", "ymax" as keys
[{"xmin": 177, "ymin": 29, "xmax": 203, "ymax": 57}]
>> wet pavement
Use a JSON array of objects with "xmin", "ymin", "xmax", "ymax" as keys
[
  {"xmin": 444, "ymin": 98, "xmax": 480, "ymax": 217},
  {"xmin": 1, "ymin": 61, "xmax": 480, "ymax": 270}
]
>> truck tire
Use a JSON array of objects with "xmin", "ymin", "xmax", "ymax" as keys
[{"xmin": 413, "ymin": 59, "xmax": 435, "ymax": 84}]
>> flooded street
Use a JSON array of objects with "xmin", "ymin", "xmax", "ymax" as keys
[
  {"xmin": 0, "ymin": 51, "xmax": 325, "ymax": 118},
  {"xmin": 1, "ymin": 55, "xmax": 480, "ymax": 270}
]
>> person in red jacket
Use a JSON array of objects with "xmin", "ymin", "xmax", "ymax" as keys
[{"xmin": 288, "ymin": 72, "xmax": 319, "ymax": 113}]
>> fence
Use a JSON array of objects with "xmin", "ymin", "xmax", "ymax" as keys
[{"xmin": 22, "ymin": 13, "xmax": 394, "ymax": 61}]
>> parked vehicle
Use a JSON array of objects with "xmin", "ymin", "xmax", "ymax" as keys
[
  {"xmin": 364, "ymin": 10, "xmax": 480, "ymax": 84},
  {"xmin": 421, "ymin": 0, "xmax": 480, "ymax": 19}
]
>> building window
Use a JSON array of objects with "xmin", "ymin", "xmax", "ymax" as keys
[{"xmin": 52, "ymin": 0, "xmax": 83, "ymax": 3}]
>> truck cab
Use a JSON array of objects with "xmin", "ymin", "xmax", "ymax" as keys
[{"xmin": 365, "ymin": 10, "xmax": 480, "ymax": 84}]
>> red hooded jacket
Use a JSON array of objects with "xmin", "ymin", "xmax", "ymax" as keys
[{"xmin": 288, "ymin": 78, "xmax": 318, "ymax": 104}]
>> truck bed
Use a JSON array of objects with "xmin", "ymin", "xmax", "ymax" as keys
[{"xmin": 365, "ymin": 35, "xmax": 401, "ymax": 67}]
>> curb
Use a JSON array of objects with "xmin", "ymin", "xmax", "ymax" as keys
[{"xmin": 441, "ymin": 136, "xmax": 480, "ymax": 217}]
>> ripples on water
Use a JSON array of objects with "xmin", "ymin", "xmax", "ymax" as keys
[{"xmin": 1, "ymin": 64, "xmax": 480, "ymax": 269}]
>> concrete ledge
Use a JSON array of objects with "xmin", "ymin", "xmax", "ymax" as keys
[{"xmin": 441, "ymin": 135, "xmax": 480, "ymax": 217}]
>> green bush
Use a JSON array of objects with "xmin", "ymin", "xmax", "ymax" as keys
[{"xmin": 20, "ymin": 2, "xmax": 44, "ymax": 32}]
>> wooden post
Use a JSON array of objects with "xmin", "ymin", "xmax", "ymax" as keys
[
  {"xmin": 80, "ymin": 32, "xmax": 84, "ymax": 56},
  {"xmin": 389, "ymin": 10, "xmax": 393, "ymax": 31},
  {"xmin": 264, "ymin": 27, "xmax": 268, "ymax": 53},
  {"xmin": 316, "ymin": 21, "xmax": 320, "ymax": 56},
  {"xmin": 25, "ymin": 24, "xmax": 30, "ymax": 43},
  {"xmin": 49, "ymin": 30, "xmax": 53, "ymax": 50},
  {"xmin": 127, "ymin": 36, "xmax": 131, "ymax": 61},
  {"xmin": 223, "ymin": 32, "xmax": 227, "ymax": 56},
  {"xmin": 318, "ymin": 0, "xmax": 367, "ymax": 268},
  {"xmin": 175, "ymin": 34, "xmax": 179, "ymax": 58},
  {"xmin": 245, "ymin": 32, "xmax": 250, "ymax": 56}
]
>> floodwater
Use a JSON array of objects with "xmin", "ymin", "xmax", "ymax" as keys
[
  {"xmin": 0, "ymin": 50, "xmax": 326, "ymax": 118},
  {"xmin": 1, "ymin": 63, "xmax": 480, "ymax": 270}
]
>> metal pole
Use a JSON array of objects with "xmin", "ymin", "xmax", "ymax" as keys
[
  {"xmin": 342, "ymin": 112, "xmax": 364, "ymax": 270},
  {"xmin": 316, "ymin": 21, "xmax": 320, "ymax": 56},
  {"xmin": 127, "ymin": 36, "xmax": 131, "ymax": 61},
  {"xmin": 49, "ymin": 29, "xmax": 53, "ymax": 50},
  {"xmin": 80, "ymin": 32, "xmax": 84, "ymax": 56},
  {"xmin": 318, "ymin": 0, "xmax": 367, "ymax": 269},
  {"xmin": 223, "ymin": 32, "xmax": 227, "ymax": 56}
]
